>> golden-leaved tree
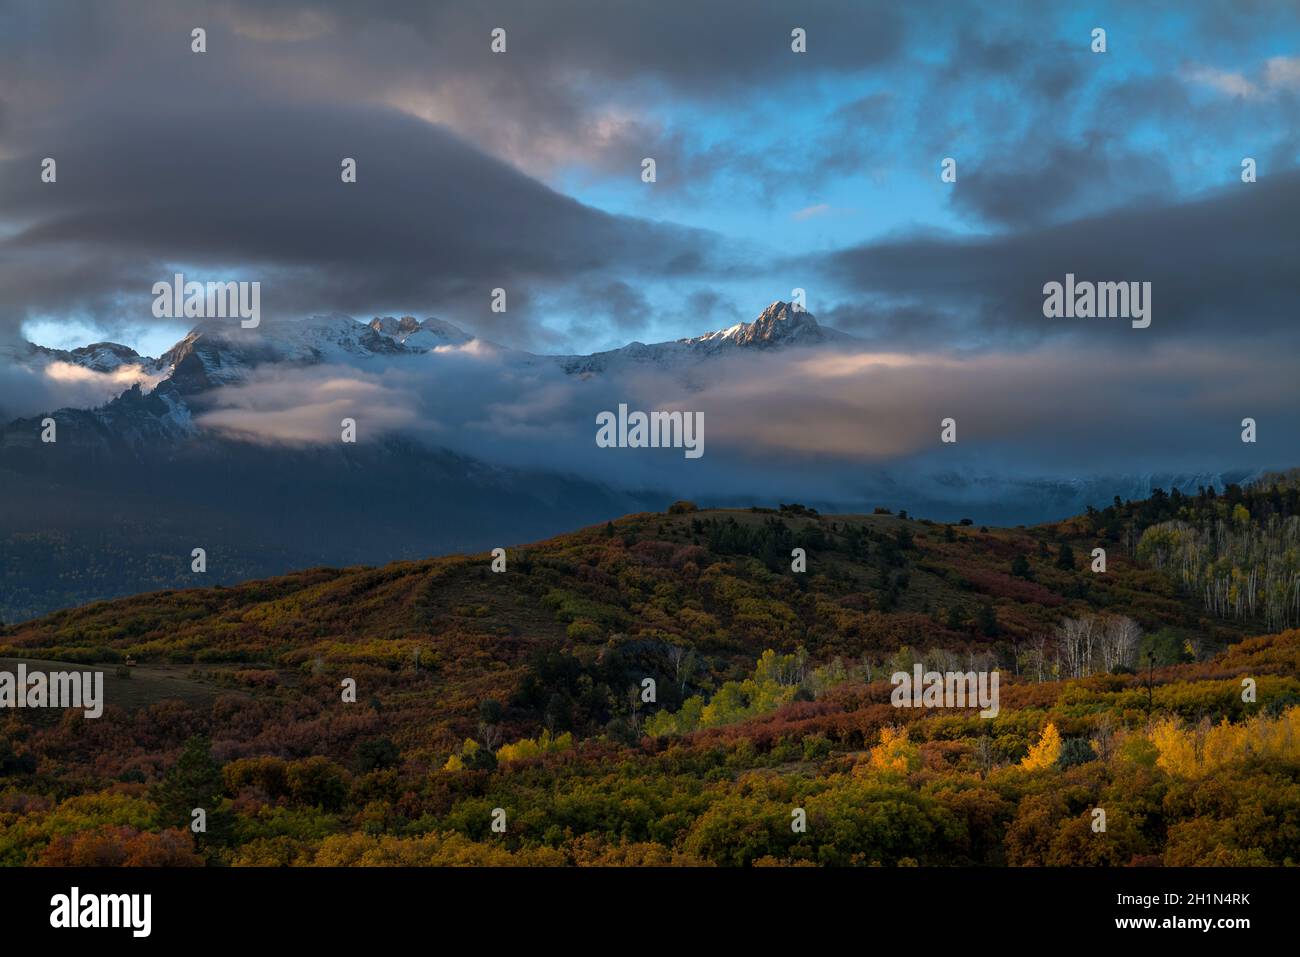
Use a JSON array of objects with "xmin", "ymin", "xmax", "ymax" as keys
[{"xmin": 1021, "ymin": 723, "xmax": 1063, "ymax": 771}]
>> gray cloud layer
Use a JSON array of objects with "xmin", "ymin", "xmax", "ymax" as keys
[
  {"xmin": 0, "ymin": 95, "xmax": 734, "ymax": 347},
  {"xmin": 173, "ymin": 334, "xmax": 1295, "ymax": 502},
  {"xmin": 2, "ymin": 0, "xmax": 1297, "ymax": 349},
  {"xmin": 817, "ymin": 169, "xmax": 1300, "ymax": 350},
  {"xmin": 1, "ymin": 0, "xmax": 1297, "ymax": 498}
]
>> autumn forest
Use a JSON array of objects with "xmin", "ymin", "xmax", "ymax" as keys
[{"xmin": 1, "ymin": 477, "xmax": 1298, "ymax": 867}]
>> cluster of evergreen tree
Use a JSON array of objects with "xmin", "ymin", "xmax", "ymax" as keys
[
  {"xmin": 513, "ymin": 638, "xmax": 703, "ymax": 742},
  {"xmin": 695, "ymin": 516, "xmax": 825, "ymax": 567},
  {"xmin": 1085, "ymin": 473, "xmax": 1300, "ymax": 545}
]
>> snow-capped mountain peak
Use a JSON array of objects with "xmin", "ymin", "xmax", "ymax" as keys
[
  {"xmin": 681, "ymin": 300, "xmax": 846, "ymax": 351},
  {"xmin": 556, "ymin": 301, "xmax": 856, "ymax": 376},
  {"xmin": 0, "ymin": 339, "xmax": 151, "ymax": 374},
  {"xmin": 4, "ymin": 303, "xmax": 856, "ymax": 448},
  {"xmin": 157, "ymin": 313, "xmax": 413, "ymax": 393},
  {"xmin": 61, "ymin": 342, "xmax": 148, "ymax": 372},
  {"xmin": 368, "ymin": 315, "xmax": 473, "ymax": 350}
]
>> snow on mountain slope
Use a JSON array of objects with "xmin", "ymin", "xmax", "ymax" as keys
[
  {"xmin": 683, "ymin": 300, "xmax": 855, "ymax": 351},
  {"xmin": 556, "ymin": 301, "xmax": 856, "ymax": 376},
  {"xmin": 8, "ymin": 300, "xmax": 848, "ymax": 411},
  {"xmin": 152, "ymin": 312, "xmax": 503, "ymax": 394},
  {"xmin": 368, "ymin": 315, "xmax": 474, "ymax": 350},
  {"xmin": 0, "ymin": 339, "xmax": 154, "ymax": 374},
  {"xmin": 54, "ymin": 342, "xmax": 152, "ymax": 372},
  {"xmin": 0, "ymin": 301, "xmax": 856, "ymax": 459},
  {"xmin": 158, "ymin": 313, "xmax": 405, "ymax": 392}
]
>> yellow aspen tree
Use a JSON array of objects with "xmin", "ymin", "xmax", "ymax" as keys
[
  {"xmin": 1021, "ymin": 722, "xmax": 1063, "ymax": 771},
  {"xmin": 865, "ymin": 724, "xmax": 919, "ymax": 776}
]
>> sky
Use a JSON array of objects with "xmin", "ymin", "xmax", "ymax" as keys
[
  {"xmin": 1, "ymin": 0, "xmax": 1296, "ymax": 356},
  {"xmin": 1, "ymin": 0, "xmax": 1298, "ymax": 495}
]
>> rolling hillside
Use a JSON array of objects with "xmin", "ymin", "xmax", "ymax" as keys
[{"xmin": 1, "ymin": 487, "xmax": 1298, "ymax": 866}]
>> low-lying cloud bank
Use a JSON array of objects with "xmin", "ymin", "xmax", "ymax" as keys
[
  {"xmin": 181, "ymin": 336, "xmax": 1293, "ymax": 506},
  {"xmin": 0, "ymin": 355, "xmax": 162, "ymax": 422}
]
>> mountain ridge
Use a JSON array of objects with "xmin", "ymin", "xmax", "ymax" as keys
[
  {"xmin": 1, "ymin": 301, "xmax": 852, "ymax": 451},
  {"xmin": 9, "ymin": 300, "xmax": 851, "ymax": 397}
]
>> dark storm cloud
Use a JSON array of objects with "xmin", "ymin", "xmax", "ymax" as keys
[
  {"xmin": 208, "ymin": 0, "xmax": 905, "ymax": 94},
  {"xmin": 1, "ymin": 0, "xmax": 1297, "ymax": 356},
  {"xmin": 4, "ymin": 98, "xmax": 709, "ymax": 277},
  {"xmin": 5, "ymin": 0, "xmax": 850, "ymax": 346},
  {"xmin": 0, "ymin": 93, "xmax": 729, "ymax": 346},
  {"xmin": 569, "ymin": 280, "xmax": 653, "ymax": 335},
  {"xmin": 949, "ymin": 136, "xmax": 1171, "ymax": 230},
  {"xmin": 5, "ymin": 0, "xmax": 914, "ymax": 347},
  {"xmin": 817, "ymin": 169, "xmax": 1300, "ymax": 349},
  {"xmin": 100, "ymin": 0, "xmax": 907, "ymax": 193}
]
